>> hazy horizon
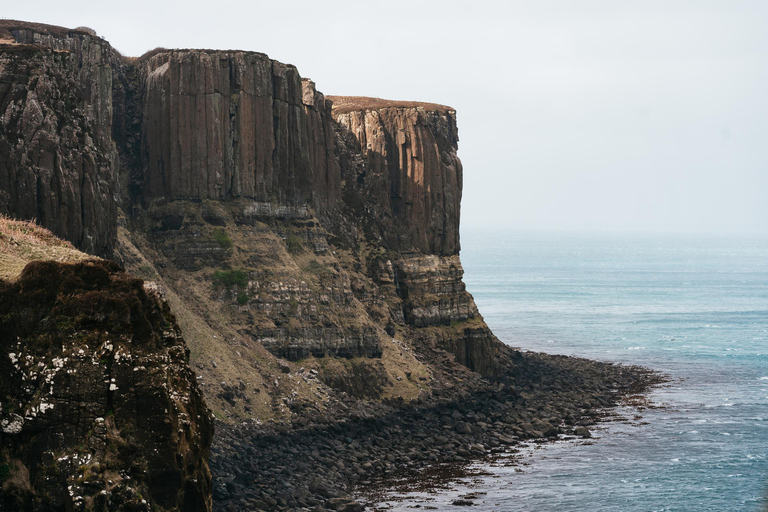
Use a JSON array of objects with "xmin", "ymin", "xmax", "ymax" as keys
[{"xmin": 4, "ymin": 1, "xmax": 767, "ymax": 235}]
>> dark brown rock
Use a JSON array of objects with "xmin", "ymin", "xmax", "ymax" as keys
[
  {"xmin": 0, "ymin": 21, "xmax": 118, "ymax": 256},
  {"xmin": 139, "ymin": 51, "xmax": 340, "ymax": 213},
  {"xmin": 0, "ymin": 260, "xmax": 212, "ymax": 511},
  {"xmin": 330, "ymin": 96, "xmax": 462, "ymax": 256}
]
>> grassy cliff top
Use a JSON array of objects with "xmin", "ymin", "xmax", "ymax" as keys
[
  {"xmin": 0, "ymin": 215, "xmax": 94, "ymax": 281},
  {"xmin": 0, "ymin": 20, "xmax": 98, "ymax": 43},
  {"xmin": 327, "ymin": 96, "xmax": 454, "ymax": 114}
]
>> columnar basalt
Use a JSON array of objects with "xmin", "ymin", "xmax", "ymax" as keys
[
  {"xmin": 329, "ymin": 97, "xmax": 498, "ymax": 374},
  {"xmin": 0, "ymin": 20, "xmax": 502, "ymax": 417},
  {"xmin": 139, "ymin": 51, "xmax": 340, "ymax": 212},
  {"xmin": 329, "ymin": 96, "xmax": 462, "ymax": 256}
]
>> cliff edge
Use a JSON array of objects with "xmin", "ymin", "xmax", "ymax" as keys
[{"xmin": 0, "ymin": 217, "xmax": 212, "ymax": 511}]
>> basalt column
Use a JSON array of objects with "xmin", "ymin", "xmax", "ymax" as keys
[
  {"xmin": 139, "ymin": 50, "xmax": 340, "ymax": 213},
  {"xmin": 330, "ymin": 96, "xmax": 500, "ymax": 376},
  {"xmin": 0, "ymin": 21, "xmax": 119, "ymax": 256}
]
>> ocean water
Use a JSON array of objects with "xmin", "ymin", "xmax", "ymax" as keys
[{"xmin": 379, "ymin": 230, "xmax": 768, "ymax": 511}]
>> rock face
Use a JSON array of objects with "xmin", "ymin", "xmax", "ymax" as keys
[
  {"xmin": 139, "ymin": 51, "xmax": 340, "ymax": 212},
  {"xmin": 330, "ymin": 96, "xmax": 462, "ymax": 256},
  {"xmin": 330, "ymin": 97, "xmax": 497, "ymax": 374},
  {"xmin": 394, "ymin": 254, "xmax": 479, "ymax": 327},
  {"xmin": 0, "ymin": 22, "xmax": 118, "ymax": 256},
  {"xmin": 0, "ymin": 259, "xmax": 212, "ymax": 511},
  {"xmin": 0, "ymin": 20, "xmax": 502, "ymax": 424}
]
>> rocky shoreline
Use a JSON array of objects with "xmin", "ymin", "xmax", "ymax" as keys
[{"xmin": 210, "ymin": 346, "xmax": 663, "ymax": 512}]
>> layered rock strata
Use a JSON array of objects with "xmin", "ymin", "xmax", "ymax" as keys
[{"xmin": 331, "ymin": 97, "xmax": 498, "ymax": 374}]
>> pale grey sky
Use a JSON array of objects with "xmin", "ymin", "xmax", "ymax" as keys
[{"xmin": 5, "ymin": 1, "xmax": 768, "ymax": 234}]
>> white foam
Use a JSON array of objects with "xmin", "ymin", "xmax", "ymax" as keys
[{"xmin": 758, "ymin": 377, "xmax": 768, "ymax": 380}]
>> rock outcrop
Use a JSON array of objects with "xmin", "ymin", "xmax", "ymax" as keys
[
  {"xmin": 139, "ymin": 51, "xmax": 340, "ymax": 213},
  {"xmin": 0, "ymin": 21, "xmax": 118, "ymax": 257},
  {"xmin": 330, "ymin": 97, "xmax": 497, "ymax": 374},
  {"xmin": 0, "ymin": 258, "xmax": 212, "ymax": 511},
  {"xmin": 330, "ymin": 96, "xmax": 462, "ymax": 256},
  {"xmin": 0, "ymin": 20, "xmax": 500, "ymax": 418}
]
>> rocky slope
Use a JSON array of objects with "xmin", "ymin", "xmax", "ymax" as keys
[{"xmin": 0, "ymin": 217, "xmax": 212, "ymax": 511}]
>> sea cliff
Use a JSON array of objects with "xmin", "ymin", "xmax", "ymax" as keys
[{"xmin": 0, "ymin": 21, "xmax": 659, "ymax": 512}]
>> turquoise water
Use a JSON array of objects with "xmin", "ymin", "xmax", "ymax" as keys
[{"xmin": 384, "ymin": 230, "xmax": 768, "ymax": 511}]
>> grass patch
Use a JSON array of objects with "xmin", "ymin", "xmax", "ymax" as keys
[
  {"xmin": 285, "ymin": 232, "xmax": 303, "ymax": 254},
  {"xmin": 213, "ymin": 228, "xmax": 233, "ymax": 250},
  {"xmin": 237, "ymin": 292, "xmax": 249, "ymax": 305},
  {"xmin": 212, "ymin": 269, "xmax": 248, "ymax": 288},
  {"xmin": 302, "ymin": 260, "xmax": 332, "ymax": 277}
]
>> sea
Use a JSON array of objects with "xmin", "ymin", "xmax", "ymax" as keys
[{"xmin": 376, "ymin": 229, "xmax": 768, "ymax": 511}]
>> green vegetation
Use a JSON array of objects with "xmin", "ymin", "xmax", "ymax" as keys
[
  {"xmin": 285, "ymin": 232, "xmax": 303, "ymax": 254},
  {"xmin": 213, "ymin": 228, "xmax": 233, "ymax": 250},
  {"xmin": 302, "ymin": 260, "xmax": 332, "ymax": 277},
  {"xmin": 236, "ymin": 292, "xmax": 249, "ymax": 305},
  {"xmin": 212, "ymin": 269, "xmax": 249, "ymax": 288},
  {"xmin": 288, "ymin": 298, "xmax": 299, "ymax": 315}
]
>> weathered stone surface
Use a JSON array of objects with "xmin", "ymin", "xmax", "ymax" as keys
[
  {"xmin": 256, "ymin": 326, "xmax": 382, "ymax": 361},
  {"xmin": 0, "ymin": 21, "xmax": 118, "ymax": 256},
  {"xmin": 330, "ymin": 96, "xmax": 462, "ymax": 256},
  {"xmin": 0, "ymin": 20, "xmax": 502, "ymax": 407},
  {"xmin": 328, "ymin": 99, "xmax": 499, "ymax": 373},
  {"xmin": 0, "ymin": 259, "xmax": 212, "ymax": 511},
  {"xmin": 139, "ymin": 51, "xmax": 340, "ymax": 212},
  {"xmin": 394, "ymin": 254, "xmax": 479, "ymax": 327}
]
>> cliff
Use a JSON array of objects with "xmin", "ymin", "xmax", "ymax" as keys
[
  {"xmin": 330, "ymin": 97, "xmax": 497, "ymax": 374},
  {"xmin": 0, "ymin": 15, "xmax": 494, "ymax": 502},
  {"xmin": 0, "ymin": 218, "xmax": 212, "ymax": 512},
  {"xmin": 0, "ymin": 20, "xmax": 666, "ymax": 512},
  {"xmin": 0, "ymin": 22, "xmax": 118, "ymax": 256},
  {"xmin": 329, "ymin": 96, "xmax": 461, "ymax": 256},
  {"xmin": 139, "ymin": 51, "xmax": 339, "ymax": 212},
  {"xmin": 0, "ymin": 22, "xmax": 501, "ymax": 415}
]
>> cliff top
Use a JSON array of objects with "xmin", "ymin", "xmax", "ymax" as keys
[
  {"xmin": 328, "ymin": 96, "xmax": 454, "ymax": 114},
  {"xmin": 0, "ymin": 19, "xmax": 97, "ymax": 43},
  {"xmin": 0, "ymin": 215, "xmax": 94, "ymax": 281},
  {"xmin": 136, "ymin": 46, "xmax": 273, "ymax": 64}
]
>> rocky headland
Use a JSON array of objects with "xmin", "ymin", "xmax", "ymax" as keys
[{"xmin": 0, "ymin": 21, "xmax": 661, "ymax": 511}]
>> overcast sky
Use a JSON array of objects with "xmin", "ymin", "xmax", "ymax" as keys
[{"xmin": 5, "ymin": 1, "xmax": 768, "ymax": 234}]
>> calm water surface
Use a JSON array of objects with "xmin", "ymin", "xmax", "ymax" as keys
[{"xmin": 377, "ymin": 230, "xmax": 768, "ymax": 511}]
